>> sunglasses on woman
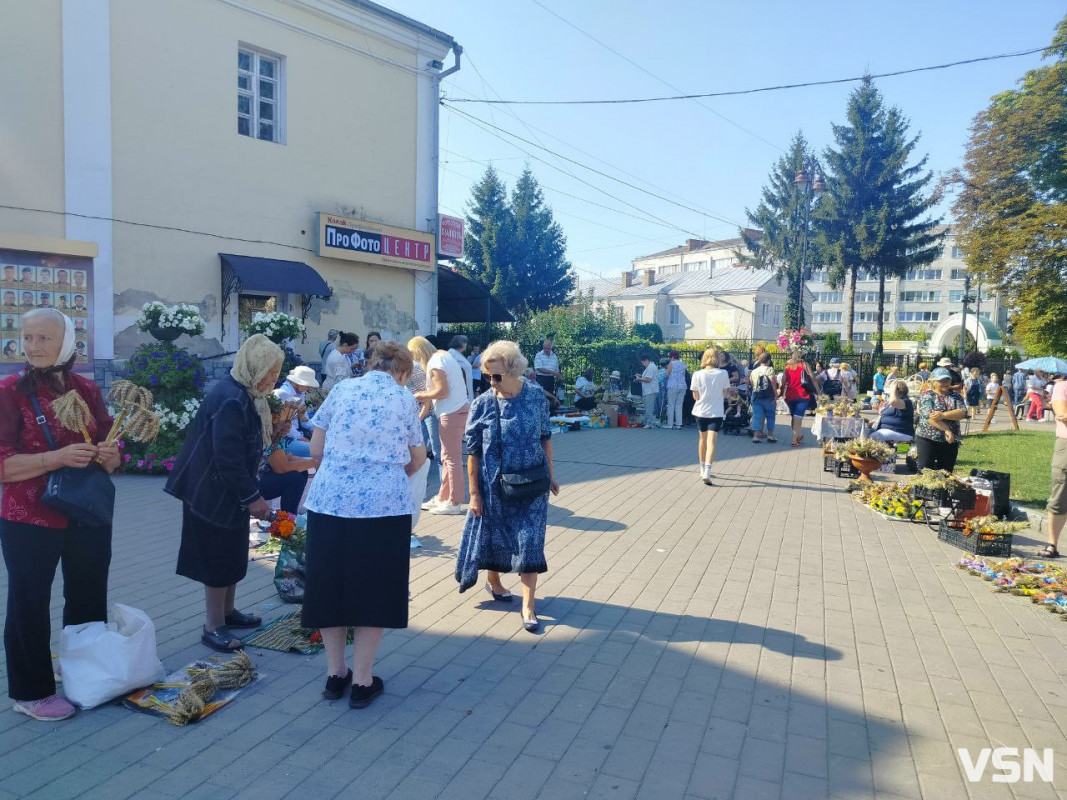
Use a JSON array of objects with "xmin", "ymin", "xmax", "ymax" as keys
[{"xmin": 489, "ymin": 373, "xmax": 504, "ymax": 383}]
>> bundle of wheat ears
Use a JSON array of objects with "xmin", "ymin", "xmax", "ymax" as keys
[{"xmin": 50, "ymin": 379, "xmax": 160, "ymax": 446}]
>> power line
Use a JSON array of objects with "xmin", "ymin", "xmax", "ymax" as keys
[
  {"xmin": 526, "ymin": 0, "xmax": 783, "ymax": 151},
  {"xmin": 443, "ymin": 45, "xmax": 1047, "ymax": 106},
  {"xmin": 442, "ymin": 107, "xmax": 707, "ymax": 239},
  {"xmin": 442, "ymin": 102, "xmax": 746, "ymax": 230}
]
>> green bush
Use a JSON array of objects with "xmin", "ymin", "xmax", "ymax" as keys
[
  {"xmin": 632, "ymin": 323, "xmax": 663, "ymax": 343},
  {"xmin": 985, "ymin": 346, "xmax": 1021, "ymax": 361},
  {"xmin": 821, "ymin": 332, "xmax": 842, "ymax": 355},
  {"xmin": 515, "ymin": 292, "xmax": 632, "ymax": 347}
]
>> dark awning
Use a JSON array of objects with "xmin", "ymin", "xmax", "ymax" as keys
[
  {"xmin": 437, "ymin": 266, "xmax": 514, "ymax": 323},
  {"xmin": 219, "ymin": 253, "xmax": 331, "ymax": 297}
]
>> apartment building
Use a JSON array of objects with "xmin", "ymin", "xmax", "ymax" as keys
[{"xmin": 804, "ymin": 226, "xmax": 1007, "ymax": 343}]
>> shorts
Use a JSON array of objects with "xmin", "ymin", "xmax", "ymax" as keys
[
  {"xmin": 786, "ymin": 399, "xmax": 809, "ymax": 418},
  {"xmin": 695, "ymin": 416, "xmax": 724, "ymax": 433},
  {"xmin": 1049, "ymin": 438, "xmax": 1067, "ymax": 515}
]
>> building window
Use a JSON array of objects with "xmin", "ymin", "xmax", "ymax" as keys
[
  {"xmin": 760, "ymin": 303, "xmax": 769, "ymax": 325},
  {"xmin": 951, "ymin": 246, "xmax": 963, "ymax": 259},
  {"xmin": 854, "ymin": 291, "xmax": 891, "ymax": 303},
  {"xmin": 238, "ymin": 293, "xmax": 277, "ymax": 329},
  {"xmin": 684, "ymin": 261, "xmax": 707, "ymax": 273},
  {"xmin": 851, "ymin": 332, "xmax": 871, "ymax": 341},
  {"xmin": 858, "ymin": 270, "xmax": 880, "ymax": 282},
  {"xmin": 238, "ymin": 47, "xmax": 283, "ymax": 143},
  {"xmin": 712, "ymin": 257, "xmax": 734, "ymax": 270},
  {"xmin": 808, "ymin": 268, "xmax": 827, "ymax": 281},
  {"xmin": 854, "ymin": 311, "xmax": 890, "ymax": 322},
  {"xmin": 812, "ymin": 312, "xmax": 842, "ymax": 323},
  {"xmin": 904, "ymin": 269, "xmax": 942, "ymax": 281},
  {"xmin": 815, "ymin": 291, "xmax": 843, "ymax": 303},
  {"xmin": 897, "ymin": 311, "xmax": 939, "ymax": 322},
  {"xmin": 900, "ymin": 291, "xmax": 940, "ymax": 302},
  {"xmin": 950, "ymin": 268, "xmax": 968, "ymax": 280},
  {"xmin": 773, "ymin": 304, "xmax": 781, "ymax": 326},
  {"xmin": 634, "ymin": 305, "xmax": 644, "ymax": 324},
  {"xmin": 669, "ymin": 304, "xmax": 680, "ymax": 325}
]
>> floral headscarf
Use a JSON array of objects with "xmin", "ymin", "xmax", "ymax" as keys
[{"xmin": 230, "ymin": 334, "xmax": 284, "ymax": 443}]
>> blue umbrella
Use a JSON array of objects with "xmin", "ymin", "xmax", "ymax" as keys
[{"xmin": 1015, "ymin": 356, "xmax": 1067, "ymax": 374}]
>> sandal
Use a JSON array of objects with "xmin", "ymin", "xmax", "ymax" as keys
[
  {"xmin": 1040, "ymin": 545, "xmax": 1061, "ymax": 559},
  {"xmin": 767, "ymin": 437, "xmax": 778, "ymax": 443},
  {"xmin": 201, "ymin": 627, "xmax": 244, "ymax": 653},
  {"xmin": 224, "ymin": 610, "xmax": 262, "ymax": 629}
]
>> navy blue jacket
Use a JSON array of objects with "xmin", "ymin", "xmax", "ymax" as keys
[
  {"xmin": 165, "ymin": 375, "xmax": 263, "ymax": 528},
  {"xmin": 878, "ymin": 398, "xmax": 915, "ymax": 436}
]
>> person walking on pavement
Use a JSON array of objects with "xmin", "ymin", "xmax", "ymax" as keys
[
  {"xmin": 748, "ymin": 352, "xmax": 779, "ymax": 443},
  {"xmin": 448, "ymin": 335, "xmax": 474, "ymax": 402},
  {"xmin": 533, "ymin": 338, "xmax": 561, "ymax": 396},
  {"xmin": 1011, "ymin": 367, "xmax": 1028, "ymax": 407},
  {"xmin": 1027, "ymin": 370, "xmax": 1048, "ymax": 421},
  {"xmin": 781, "ymin": 349, "xmax": 818, "ymax": 447},
  {"xmin": 1042, "ymin": 370, "xmax": 1067, "ymax": 558},
  {"xmin": 690, "ymin": 347, "xmax": 730, "ymax": 485},
  {"xmin": 664, "ymin": 350, "xmax": 688, "ymax": 429}
]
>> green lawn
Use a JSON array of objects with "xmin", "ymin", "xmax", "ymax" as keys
[{"xmin": 956, "ymin": 428, "xmax": 1056, "ymax": 510}]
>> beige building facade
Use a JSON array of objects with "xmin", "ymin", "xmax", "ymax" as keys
[
  {"xmin": 0, "ymin": 0, "xmax": 458, "ymax": 372},
  {"xmin": 581, "ymin": 236, "xmax": 810, "ymax": 343}
]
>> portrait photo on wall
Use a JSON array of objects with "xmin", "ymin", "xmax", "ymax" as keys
[{"xmin": 0, "ymin": 249, "xmax": 93, "ymax": 374}]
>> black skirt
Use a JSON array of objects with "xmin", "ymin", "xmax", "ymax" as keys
[
  {"xmin": 301, "ymin": 511, "xmax": 411, "ymax": 630},
  {"xmin": 176, "ymin": 504, "xmax": 250, "ymax": 588}
]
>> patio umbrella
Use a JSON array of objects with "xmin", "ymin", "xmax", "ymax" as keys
[{"xmin": 1014, "ymin": 356, "xmax": 1067, "ymax": 374}]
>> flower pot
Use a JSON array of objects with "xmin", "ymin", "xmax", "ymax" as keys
[
  {"xmin": 148, "ymin": 326, "xmax": 182, "ymax": 342},
  {"xmin": 849, "ymin": 456, "xmax": 882, "ymax": 482}
]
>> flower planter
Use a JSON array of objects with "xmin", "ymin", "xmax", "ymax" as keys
[
  {"xmin": 148, "ymin": 326, "xmax": 183, "ymax": 342},
  {"xmin": 849, "ymin": 456, "xmax": 882, "ymax": 482}
]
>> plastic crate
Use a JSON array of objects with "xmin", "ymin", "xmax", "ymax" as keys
[
  {"xmin": 835, "ymin": 459, "xmax": 859, "ymax": 479},
  {"xmin": 823, "ymin": 453, "xmax": 837, "ymax": 473},
  {"xmin": 937, "ymin": 520, "xmax": 1013, "ymax": 558}
]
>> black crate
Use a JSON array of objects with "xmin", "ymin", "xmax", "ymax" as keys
[
  {"xmin": 823, "ymin": 453, "xmax": 837, "ymax": 473},
  {"xmin": 835, "ymin": 459, "xmax": 859, "ymax": 479},
  {"xmin": 911, "ymin": 485, "xmax": 947, "ymax": 506},
  {"xmin": 937, "ymin": 520, "xmax": 1013, "ymax": 557}
]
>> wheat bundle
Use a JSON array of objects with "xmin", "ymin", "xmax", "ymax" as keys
[{"xmin": 51, "ymin": 391, "xmax": 93, "ymax": 443}]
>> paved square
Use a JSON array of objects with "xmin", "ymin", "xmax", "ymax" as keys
[{"xmin": 2, "ymin": 425, "xmax": 1066, "ymax": 799}]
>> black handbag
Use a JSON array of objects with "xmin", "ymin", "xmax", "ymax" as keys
[
  {"xmin": 493, "ymin": 395, "xmax": 550, "ymax": 502},
  {"xmin": 30, "ymin": 393, "xmax": 115, "ymax": 528}
]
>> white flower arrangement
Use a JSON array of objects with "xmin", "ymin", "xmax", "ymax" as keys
[
  {"xmin": 137, "ymin": 302, "xmax": 206, "ymax": 336},
  {"xmin": 153, "ymin": 398, "xmax": 201, "ymax": 432},
  {"xmin": 244, "ymin": 311, "xmax": 305, "ymax": 343}
]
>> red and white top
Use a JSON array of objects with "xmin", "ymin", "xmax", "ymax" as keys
[{"xmin": 0, "ymin": 373, "xmax": 112, "ymax": 528}]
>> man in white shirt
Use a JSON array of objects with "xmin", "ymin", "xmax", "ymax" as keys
[
  {"xmin": 636, "ymin": 355, "xmax": 659, "ymax": 428},
  {"xmin": 534, "ymin": 339, "xmax": 561, "ymax": 395},
  {"xmin": 447, "ymin": 335, "xmax": 474, "ymax": 402}
]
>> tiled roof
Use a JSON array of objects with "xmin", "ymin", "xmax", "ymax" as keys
[
  {"xmin": 579, "ymin": 266, "xmax": 776, "ymax": 299},
  {"xmin": 634, "ymin": 231, "xmax": 760, "ymax": 262}
]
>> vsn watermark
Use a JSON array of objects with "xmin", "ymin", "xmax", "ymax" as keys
[{"xmin": 958, "ymin": 748, "xmax": 1054, "ymax": 783}]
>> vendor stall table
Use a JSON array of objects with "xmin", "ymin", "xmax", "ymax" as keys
[{"xmin": 812, "ymin": 414, "xmax": 867, "ymax": 443}]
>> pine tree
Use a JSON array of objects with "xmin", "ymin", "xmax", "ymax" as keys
[
  {"xmin": 742, "ymin": 132, "xmax": 822, "ymax": 330},
  {"xmin": 815, "ymin": 77, "xmax": 942, "ymax": 352},
  {"xmin": 460, "ymin": 165, "xmax": 515, "ymax": 307},
  {"xmin": 510, "ymin": 168, "xmax": 574, "ymax": 313}
]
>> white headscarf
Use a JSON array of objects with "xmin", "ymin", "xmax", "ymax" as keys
[{"xmin": 22, "ymin": 308, "xmax": 76, "ymax": 367}]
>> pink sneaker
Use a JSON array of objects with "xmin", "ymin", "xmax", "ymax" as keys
[{"xmin": 13, "ymin": 694, "xmax": 76, "ymax": 721}]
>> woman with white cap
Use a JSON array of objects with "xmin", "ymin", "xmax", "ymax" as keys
[
  {"xmin": 914, "ymin": 367, "xmax": 968, "ymax": 471},
  {"xmin": 0, "ymin": 309, "xmax": 121, "ymax": 720},
  {"xmin": 273, "ymin": 365, "xmax": 319, "ymax": 457}
]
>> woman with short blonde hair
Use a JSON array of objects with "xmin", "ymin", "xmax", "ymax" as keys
[
  {"xmin": 480, "ymin": 340, "xmax": 528, "ymax": 378},
  {"xmin": 700, "ymin": 347, "xmax": 722, "ymax": 370}
]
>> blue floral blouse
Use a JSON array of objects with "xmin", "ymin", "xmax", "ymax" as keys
[{"xmin": 305, "ymin": 370, "xmax": 422, "ymax": 519}]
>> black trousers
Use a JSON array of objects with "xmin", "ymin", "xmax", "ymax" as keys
[
  {"xmin": 258, "ymin": 469, "xmax": 308, "ymax": 514},
  {"xmin": 536, "ymin": 375, "xmax": 556, "ymax": 395},
  {"xmin": 575, "ymin": 396, "xmax": 597, "ymax": 411},
  {"xmin": 915, "ymin": 436, "xmax": 960, "ymax": 472},
  {"xmin": 0, "ymin": 518, "xmax": 112, "ymax": 701}
]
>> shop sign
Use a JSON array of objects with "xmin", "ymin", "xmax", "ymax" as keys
[
  {"xmin": 438, "ymin": 215, "xmax": 464, "ymax": 258},
  {"xmin": 316, "ymin": 214, "xmax": 435, "ymax": 272}
]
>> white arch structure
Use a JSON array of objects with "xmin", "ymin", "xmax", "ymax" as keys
[{"xmin": 927, "ymin": 314, "xmax": 1004, "ymax": 354}]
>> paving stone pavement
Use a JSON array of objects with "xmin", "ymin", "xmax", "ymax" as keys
[{"xmin": 2, "ymin": 424, "xmax": 1067, "ymax": 799}]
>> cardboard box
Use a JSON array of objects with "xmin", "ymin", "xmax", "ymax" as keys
[{"xmin": 597, "ymin": 403, "xmax": 619, "ymax": 428}]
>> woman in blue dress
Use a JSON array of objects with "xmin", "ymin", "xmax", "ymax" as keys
[{"xmin": 457, "ymin": 340, "xmax": 559, "ymax": 632}]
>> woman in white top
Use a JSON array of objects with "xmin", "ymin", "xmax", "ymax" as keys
[
  {"xmin": 410, "ymin": 336, "xmax": 471, "ymax": 514},
  {"xmin": 304, "ymin": 341, "xmax": 426, "ymax": 708},
  {"xmin": 321, "ymin": 331, "xmax": 359, "ymax": 391},
  {"xmin": 1027, "ymin": 370, "xmax": 1048, "ymax": 421},
  {"xmin": 690, "ymin": 347, "xmax": 730, "ymax": 486},
  {"xmin": 574, "ymin": 368, "xmax": 598, "ymax": 411},
  {"xmin": 664, "ymin": 350, "xmax": 688, "ymax": 429}
]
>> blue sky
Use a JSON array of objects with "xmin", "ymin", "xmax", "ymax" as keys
[{"xmin": 390, "ymin": 1, "xmax": 1063, "ymax": 283}]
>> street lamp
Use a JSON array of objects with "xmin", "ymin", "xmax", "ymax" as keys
[{"xmin": 794, "ymin": 167, "xmax": 824, "ymax": 330}]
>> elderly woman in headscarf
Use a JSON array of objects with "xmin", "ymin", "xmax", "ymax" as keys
[
  {"xmin": 0, "ymin": 309, "xmax": 120, "ymax": 721},
  {"xmin": 166, "ymin": 334, "xmax": 283, "ymax": 652}
]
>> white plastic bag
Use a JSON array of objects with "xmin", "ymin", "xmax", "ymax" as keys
[{"xmin": 58, "ymin": 604, "xmax": 166, "ymax": 709}]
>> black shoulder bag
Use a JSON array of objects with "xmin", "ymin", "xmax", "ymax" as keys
[
  {"xmin": 30, "ymin": 393, "xmax": 116, "ymax": 528},
  {"xmin": 493, "ymin": 394, "xmax": 550, "ymax": 502}
]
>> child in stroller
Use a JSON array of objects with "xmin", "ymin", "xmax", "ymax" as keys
[{"xmin": 722, "ymin": 390, "xmax": 751, "ymax": 435}]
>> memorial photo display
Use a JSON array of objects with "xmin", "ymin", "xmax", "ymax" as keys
[{"xmin": 0, "ymin": 249, "xmax": 92, "ymax": 371}]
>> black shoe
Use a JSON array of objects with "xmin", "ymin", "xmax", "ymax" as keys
[
  {"xmin": 484, "ymin": 582, "xmax": 514, "ymax": 602},
  {"xmin": 201, "ymin": 626, "xmax": 244, "ymax": 653},
  {"xmin": 350, "ymin": 676, "xmax": 384, "ymax": 709},
  {"xmin": 224, "ymin": 610, "xmax": 262, "ymax": 629},
  {"xmin": 323, "ymin": 669, "xmax": 353, "ymax": 700},
  {"xmin": 521, "ymin": 614, "xmax": 540, "ymax": 633}
]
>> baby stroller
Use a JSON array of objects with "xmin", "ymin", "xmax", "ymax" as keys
[{"xmin": 722, "ymin": 394, "xmax": 751, "ymax": 435}]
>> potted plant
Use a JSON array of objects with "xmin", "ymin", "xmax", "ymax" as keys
[
  {"xmin": 835, "ymin": 438, "xmax": 895, "ymax": 482},
  {"xmin": 244, "ymin": 311, "xmax": 305, "ymax": 345},
  {"xmin": 776, "ymin": 327, "xmax": 815, "ymax": 354},
  {"xmin": 137, "ymin": 302, "xmax": 206, "ymax": 343}
]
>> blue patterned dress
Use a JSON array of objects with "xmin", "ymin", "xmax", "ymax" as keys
[{"xmin": 456, "ymin": 381, "xmax": 551, "ymax": 592}]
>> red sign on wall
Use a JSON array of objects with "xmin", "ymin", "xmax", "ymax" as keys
[{"xmin": 438, "ymin": 215, "xmax": 464, "ymax": 259}]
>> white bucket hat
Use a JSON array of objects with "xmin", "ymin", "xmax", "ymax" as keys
[{"xmin": 287, "ymin": 365, "xmax": 320, "ymax": 388}]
